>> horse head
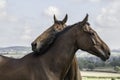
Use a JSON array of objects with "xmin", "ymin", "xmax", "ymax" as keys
[
  {"xmin": 31, "ymin": 14, "xmax": 68, "ymax": 53},
  {"xmin": 75, "ymin": 14, "xmax": 110, "ymax": 61},
  {"xmin": 53, "ymin": 14, "xmax": 68, "ymax": 32}
]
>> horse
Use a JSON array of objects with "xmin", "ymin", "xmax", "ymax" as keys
[
  {"xmin": 0, "ymin": 14, "xmax": 110, "ymax": 80},
  {"xmin": 32, "ymin": 14, "xmax": 68, "ymax": 54}
]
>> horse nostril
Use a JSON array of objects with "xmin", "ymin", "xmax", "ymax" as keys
[
  {"xmin": 31, "ymin": 42, "xmax": 37, "ymax": 49},
  {"xmin": 108, "ymin": 51, "xmax": 111, "ymax": 56}
]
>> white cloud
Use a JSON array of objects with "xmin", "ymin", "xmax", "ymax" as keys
[
  {"xmin": 44, "ymin": 6, "xmax": 60, "ymax": 17},
  {"xmin": 70, "ymin": 0, "xmax": 100, "ymax": 3},
  {"xmin": 0, "ymin": 0, "xmax": 6, "ymax": 17},
  {"xmin": 21, "ymin": 35, "xmax": 31, "ymax": 41},
  {"xmin": 0, "ymin": 11, "xmax": 6, "ymax": 17},
  {"xmin": 95, "ymin": 0, "xmax": 120, "ymax": 49},
  {"xmin": 0, "ymin": 0, "xmax": 6, "ymax": 9},
  {"xmin": 89, "ymin": 0, "xmax": 100, "ymax": 2},
  {"xmin": 21, "ymin": 23, "xmax": 32, "ymax": 41},
  {"xmin": 0, "ymin": 0, "xmax": 18, "ymax": 22},
  {"xmin": 96, "ymin": 1, "xmax": 120, "ymax": 28},
  {"xmin": 8, "ymin": 15, "xmax": 18, "ymax": 22}
]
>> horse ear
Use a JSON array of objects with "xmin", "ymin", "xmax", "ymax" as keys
[
  {"xmin": 54, "ymin": 14, "xmax": 57, "ymax": 23},
  {"xmin": 81, "ymin": 14, "xmax": 88, "ymax": 25},
  {"xmin": 62, "ymin": 14, "xmax": 68, "ymax": 24}
]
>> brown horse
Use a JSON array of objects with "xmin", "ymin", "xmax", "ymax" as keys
[
  {"xmin": 31, "ymin": 14, "xmax": 81, "ymax": 80},
  {"xmin": 32, "ymin": 14, "xmax": 68, "ymax": 54},
  {"xmin": 0, "ymin": 14, "xmax": 110, "ymax": 80}
]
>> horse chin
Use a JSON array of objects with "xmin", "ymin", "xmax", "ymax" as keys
[
  {"xmin": 35, "ymin": 49, "xmax": 42, "ymax": 53},
  {"xmin": 97, "ymin": 48, "xmax": 109, "ymax": 61},
  {"xmin": 91, "ymin": 46, "xmax": 110, "ymax": 61},
  {"xmin": 97, "ymin": 52, "xmax": 110, "ymax": 61},
  {"xmin": 88, "ymin": 49, "xmax": 109, "ymax": 61},
  {"xmin": 99, "ymin": 55, "xmax": 108, "ymax": 61},
  {"xmin": 32, "ymin": 47, "xmax": 40, "ymax": 53},
  {"xmin": 32, "ymin": 47, "xmax": 47, "ymax": 55}
]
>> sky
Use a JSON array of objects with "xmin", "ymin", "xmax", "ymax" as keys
[{"xmin": 0, "ymin": 0, "xmax": 120, "ymax": 49}]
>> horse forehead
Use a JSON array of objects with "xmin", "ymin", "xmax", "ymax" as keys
[
  {"xmin": 86, "ymin": 24, "xmax": 95, "ymax": 32},
  {"xmin": 55, "ymin": 21, "xmax": 63, "ymax": 24},
  {"xmin": 85, "ymin": 24, "xmax": 91, "ymax": 29},
  {"xmin": 55, "ymin": 22, "xmax": 64, "ymax": 26}
]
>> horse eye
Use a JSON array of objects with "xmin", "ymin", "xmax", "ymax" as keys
[
  {"xmin": 89, "ymin": 30, "xmax": 95, "ymax": 35},
  {"xmin": 56, "ymin": 26, "xmax": 59, "ymax": 28},
  {"xmin": 86, "ymin": 31, "xmax": 94, "ymax": 35},
  {"xmin": 90, "ymin": 32, "xmax": 94, "ymax": 35}
]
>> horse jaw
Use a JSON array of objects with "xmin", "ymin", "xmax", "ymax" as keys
[{"xmin": 93, "ymin": 46, "xmax": 110, "ymax": 61}]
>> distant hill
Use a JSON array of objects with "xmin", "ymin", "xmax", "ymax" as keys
[
  {"xmin": 0, "ymin": 46, "xmax": 32, "ymax": 54},
  {"xmin": 0, "ymin": 46, "xmax": 120, "ymax": 57},
  {"xmin": 111, "ymin": 48, "xmax": 120, "ymax": 53}
]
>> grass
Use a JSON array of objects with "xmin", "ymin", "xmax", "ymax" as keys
[
  {"xmin": 81, "ymin": 71, "xmax": 120, "ymax": 80},
  {"xmin": 82, "ymin": 77, "xmax": 119, "ymax": 80}
]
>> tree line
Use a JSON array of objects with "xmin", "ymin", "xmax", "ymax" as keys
[{"xmin": 77, "ymin": 56, "xmax": 120, "ymax": 72}]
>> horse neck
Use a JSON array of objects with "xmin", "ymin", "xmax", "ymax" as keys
[{"xmin": 41, "ymin": 26, "xmax": 78, "ymax": 78}]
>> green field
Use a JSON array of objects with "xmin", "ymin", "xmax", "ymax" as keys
[{"xmin": 81, "ymin": 71, "xmax": 120, "ymax": 80}]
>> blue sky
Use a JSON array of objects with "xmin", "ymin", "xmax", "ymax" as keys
[{"xmin": 0, "ymin": 0, "xmax": 120, "ymax": 49}]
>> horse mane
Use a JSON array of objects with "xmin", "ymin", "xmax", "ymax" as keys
[
  {"xmin": 33, "ymin": 23, "xmax": 76, "ymax": 56},
  {"xmin": 46, "ymin": 21, "xmax": 90, "ymax": 46},
  {"xmin": 34, "ymin": 21, "xmax": 88, "ymax": 56},
  {"xmin": 55, "ymin": 21, "xmax": 85, "ymax": 37}
]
